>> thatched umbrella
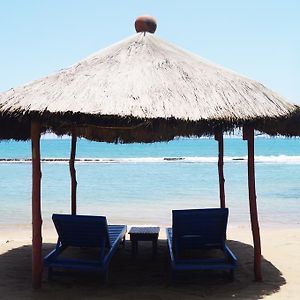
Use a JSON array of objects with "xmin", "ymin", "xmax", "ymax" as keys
[
  {"xmin": 0, "ymin": 17, "xmax": 298, "ymax": 141},
  {"xmin": 0, "ymin": 16, "xmax": 298, "ymax": 288}
]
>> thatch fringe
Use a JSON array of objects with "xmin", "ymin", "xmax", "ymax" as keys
[{"xmin": 1, "ymin": 109, "xmax": 300, "ymax": 143}]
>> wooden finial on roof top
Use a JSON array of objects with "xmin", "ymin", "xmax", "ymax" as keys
[{"xmin": 135, "ymin": 15, "xmax": 157, "ymax": 33}]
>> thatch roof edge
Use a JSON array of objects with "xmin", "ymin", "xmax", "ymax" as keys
[{"xmin": 1, "ymin": 108, "xmax": 300, "ymax": 143}]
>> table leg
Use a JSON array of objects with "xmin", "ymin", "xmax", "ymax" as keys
[
  {"xmin": 132, "ymin": 240, "xmax": 138, "ymax": 258},
  {"xmin": 152, "ymin": 238, "xmax": 158, "ymax": 258}
]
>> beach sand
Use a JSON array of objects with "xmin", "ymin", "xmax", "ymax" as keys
[{"xmin": 0, "ymin": 225, "xmax": 299, "ymax": 300}]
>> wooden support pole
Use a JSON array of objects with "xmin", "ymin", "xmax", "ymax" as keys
[
  {"xmin": 243, "ymin": 126, "xmax": 262, "ymax": 281},
  {"xmin": 215, "ymin": 131, "xmax": 226, "ymax": 208},
  {"xmin": 31, "ymin": 120, "xmax": 42, "ymax": 289},
  {"xmin": 69, "ymin": 128, "xmax": 77, "ymax": 215}
]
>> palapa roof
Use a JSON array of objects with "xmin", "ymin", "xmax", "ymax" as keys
[{"xmin": 0, "ymin": 23, "xmax": 299, "ymax": 142}]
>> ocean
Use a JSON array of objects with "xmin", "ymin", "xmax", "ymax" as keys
[{"xmin": 0, "ymin": 137, "xmax": 299, "ymax": 228}]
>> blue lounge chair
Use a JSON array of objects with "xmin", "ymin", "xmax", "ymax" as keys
[
  {"xmin": 166, "ymin": 208, "xmax": 237, "ymax": 280},
  {"xmin": 44, "ymin": 214, "xmax": 127, "ymax": 281}
]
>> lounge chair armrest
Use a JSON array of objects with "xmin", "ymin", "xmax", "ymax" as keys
[
  {"xmin": 224, "ymin": 244, "xmax": 237, "ymax": 265},
  {"xmin": 44, "ymin": 244, "xmax": 64, "ymax": 262}
]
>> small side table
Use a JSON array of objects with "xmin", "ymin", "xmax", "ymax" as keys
[{"xmin": 128, "ymin": 226, "xmax": 160, "ymax": 258}]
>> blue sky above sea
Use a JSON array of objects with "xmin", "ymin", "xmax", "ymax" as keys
[{"xmin": 0, "ymin": 0, "xmax": 299, "ymax": 104}]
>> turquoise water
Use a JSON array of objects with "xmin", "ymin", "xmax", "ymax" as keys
[
  {"xmin": 0, "ymin": 137, "xmax": 299, "ymax": 227},
  {"xmin": 2, "ymin": 137, "xmax": 300, "ymax": 158}
]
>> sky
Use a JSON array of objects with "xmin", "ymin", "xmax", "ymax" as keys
[{"xmin": 0, "ymin": 1, "xmax": 299, "ymax": 103}]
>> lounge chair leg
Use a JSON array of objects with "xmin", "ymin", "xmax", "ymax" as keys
[
  {"xmin": 102, "ymin": 271, "xmax": 109, "ymax": 284},
  {"xmin": 170, "ymin": 271, "xmax": 177, "ymax": 286},
  {"xmin": 122, "ymin": 236, "xmax": 126, "ymax": 248},
  {"xmin": 48, "ymin": 267, "xmax": 53, "ymax": 280},
  {"xmin": 166, "ymin": 261, "xmax": 176, "ymax": 286},
  {"xmin": 229, "ymin": 269, "xmax": 234, "ymax": 282}
]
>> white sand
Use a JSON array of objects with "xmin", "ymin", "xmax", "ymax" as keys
[{"xmin": 0, "ymin": 224, "xmax": 299, "ymax": 299}]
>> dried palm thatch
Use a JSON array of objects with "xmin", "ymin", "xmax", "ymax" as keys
[{"xmin": 0, "ymin": 32, "xmax": 299, "ymax": 142}]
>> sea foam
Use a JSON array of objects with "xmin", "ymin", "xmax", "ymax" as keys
[{"xmin": 1, "ymin": 155, "xmax": 300, "ymax": 164}]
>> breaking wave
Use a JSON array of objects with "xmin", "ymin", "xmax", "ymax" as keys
[{"xmin": 1, "ymin": 155, "xmax": 300, "ymax": 164}]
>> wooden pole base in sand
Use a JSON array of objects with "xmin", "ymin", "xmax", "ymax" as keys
[
  {"xmin": 243, "ymin": 126, "xmax": 262, "ymax": 281},
  {"xmin": 31, "ymin": 120, "xmax": 42, "ymax": 289}
]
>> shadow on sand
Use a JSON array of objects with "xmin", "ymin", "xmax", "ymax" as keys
[{"xmin": 0, "ymin": 239, "xmax": 285, "ymax": 300}]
